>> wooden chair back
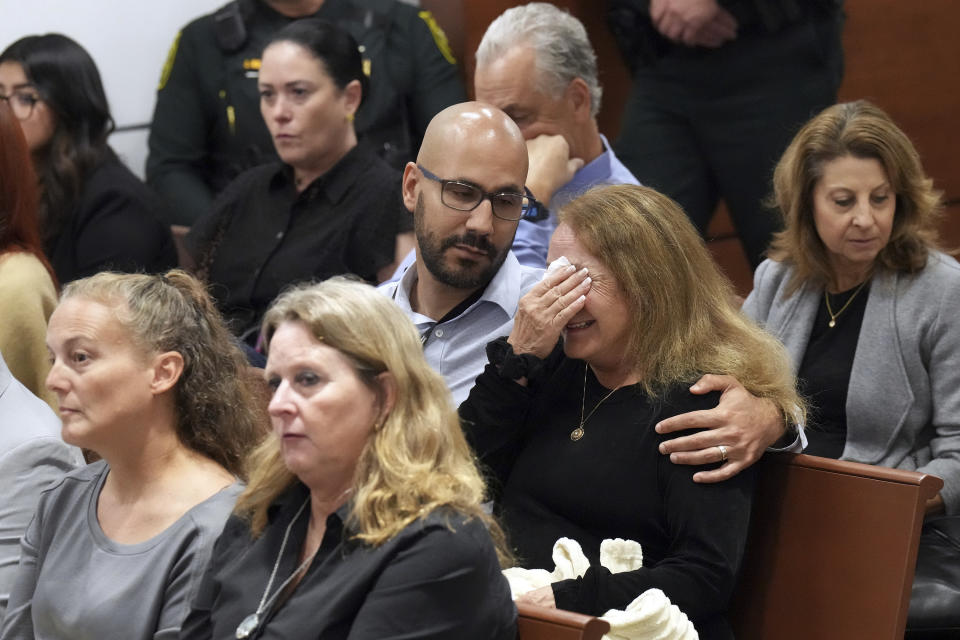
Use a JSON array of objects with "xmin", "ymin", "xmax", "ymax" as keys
[
  {"xmin": 731, "ymin": 453, "xmax": 942, "ymax": 640},
  {"xmin": 516, "ymin": 602, "xmax": 610, "ymax": 640}
]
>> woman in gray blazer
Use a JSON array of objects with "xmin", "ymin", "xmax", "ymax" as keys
[
  {"xmin": 742, "ymin": 101, "xmax": 960, "ymax": 633},
  {"xmin": 743, "ymin": 100, "xmax": 959, "ymax": 515}
]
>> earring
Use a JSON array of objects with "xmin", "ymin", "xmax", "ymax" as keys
[{"xmin": 345, "ymin": 112, "xmax": 355, "ymax": 123}]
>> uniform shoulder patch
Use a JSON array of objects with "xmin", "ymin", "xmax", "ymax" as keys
[
  {"xmin": 418, "ymin": 10, "xmax": 456, "ymax": 65},
  {"xmin": 158, "ymin": 31, "xmax": 182, "ymax": 91}
]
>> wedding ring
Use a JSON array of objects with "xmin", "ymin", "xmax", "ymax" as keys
[{"xmin": 717, "ymin": 445, "xmax": 728, "ymax": 462}]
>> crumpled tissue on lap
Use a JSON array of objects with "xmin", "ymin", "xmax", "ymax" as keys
[{"xmin": 503, "ymin": 537, "xmax": 698, "ymax": 640}]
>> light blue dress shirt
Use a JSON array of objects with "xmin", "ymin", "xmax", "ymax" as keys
[
  {"xmin": 380, "ymin": 252, "xmax": 543, "ymax": 406},
  {"xmin": 512, "ymin": 134, "xmax": 640, "ymax": 267}
]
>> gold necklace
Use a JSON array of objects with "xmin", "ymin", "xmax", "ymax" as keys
[
  {"xmin": 824, "ymin": 279, "xmax": 869, "ymax": 328},
  {"xmin": 571, "ymin": 364, "xmax": 620, "ymax": 441}
]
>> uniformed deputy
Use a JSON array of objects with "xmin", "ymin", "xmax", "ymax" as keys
[{"xmin": 147, "ymin": 0, "xmax": 465, "ymax": 226}]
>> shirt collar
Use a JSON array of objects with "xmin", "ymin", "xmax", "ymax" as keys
[
  {"xmin": 267, "ymin": 481, "xmax": 352, "ymax": 526},
  {"xmin": 0, "ymin": 355, "xmax": 11, "ymax": 396},
  {"xmin": 556, "ymin": 134, "xmax": 616, "ymax": 204},
  {"xmin": 269, "ymin": 143, "xmax": 369, "ymax": 205},
  {"xmin": 394, "ymin": 251, "xmax": 526, "ymax": 323}
]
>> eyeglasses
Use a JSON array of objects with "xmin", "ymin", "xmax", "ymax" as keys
[
  {"xmin": 0, "ymin": 90, "xmax": 40, "ymax": 120},
  {"xmin": 417, "ymin": 165, "xmax": 547, "ymax": 222}
]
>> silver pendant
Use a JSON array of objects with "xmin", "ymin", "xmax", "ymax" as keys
[
  {"xmin": 570, "ymin": 426, "xmax": 585, "ymax": 441},
  {"xmin": 828, "ymin": 319, "xmax": 836, "ymax": 328},
  {"xmin": 236, "ymin": 612, "xmax": 260, "ymax": 638}
]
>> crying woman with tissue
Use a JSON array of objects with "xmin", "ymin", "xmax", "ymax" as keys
[{"xmin": 459, "ymin": 184, "xmax": 803, "ymax": 639}]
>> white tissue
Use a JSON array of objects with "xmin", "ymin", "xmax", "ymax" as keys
[
  {"xmin": 551, "ymin": 537, "xmax": 591, "ymax": 581},
  {"xmin": 503, "ymin": 536, "xmax": 699, "ymax": 640},
  {"xmin": 600, "ymin": 538, "xmax": 644, "ymax": 574},
  {"xmin": 603, "ymin": 589, "xmax": 698, "ymax": 640},
  {"xmin": 544, "ymin": 256, "xmax": 572, "ymax": 280}
]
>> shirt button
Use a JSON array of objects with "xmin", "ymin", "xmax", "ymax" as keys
[
  {"xmin": 434, "ymin": 328, "xmax": 444, "ymax": 338},
  {"xmin": 276, "ymin": 231, "xmax": 284, "ymax": 240}
]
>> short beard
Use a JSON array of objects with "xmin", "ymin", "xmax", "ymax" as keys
[{"xmin": 413, "ymin": 194, "xmax": 510, "ymax": 290}]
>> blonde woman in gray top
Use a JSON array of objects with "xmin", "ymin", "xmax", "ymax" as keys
[{"xmin": 0, "ymin": 270, "xmax": 266, "ymax": 640}]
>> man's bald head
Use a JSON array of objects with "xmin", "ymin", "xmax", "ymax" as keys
[
  {"xmin": 417, "ymin": 102, "xmax": 528, "ymax": 180},
  {"xmin": 401, "ymin": 102, "xmax": 530, "ymax": 294}
]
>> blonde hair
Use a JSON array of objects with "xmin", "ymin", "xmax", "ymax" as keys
[
  {"xmin": 768, "ymin": 100, "xmax": 944, "ymax": 294},
  {"xmin": 560, "ymin": 185, "xmax": 802, "ymax": 421},
  {"xmin": 235, "ymin": 277, "xmax": 510, "ymax": 562},
  {"xmin": 60, "ymin": 270, "xmax": 269, "ymax": 477}
]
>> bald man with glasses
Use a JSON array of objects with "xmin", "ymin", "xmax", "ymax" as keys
[{"xmin": 380, "ymin": 102, "xmax": 544, "ymax": 407}]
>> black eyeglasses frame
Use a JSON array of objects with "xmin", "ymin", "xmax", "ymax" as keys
[{"xmin": 417, "ymin": 164, "xmax": 548, "ymax": 222}]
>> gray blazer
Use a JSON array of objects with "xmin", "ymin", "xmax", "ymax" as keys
[{"xmin": 743, "ymin": 252, "xmax": 960, "ymax": 515}]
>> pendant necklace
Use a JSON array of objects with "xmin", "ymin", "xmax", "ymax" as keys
[
  {"xmin": 824, "ymin": 279, "xmax": 869, "ymax": 328},
  {"xmin": 236, "ymin": 496, "xmax": 315, "ymax": 639},
  {"xmin": 571, "ymin": 363, "xmax": 620, "ymax": 441}
]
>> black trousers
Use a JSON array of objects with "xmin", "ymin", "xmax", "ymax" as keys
[{"xmin": 615, "ymin": 15, "xmax": 844, "ymax": 269}]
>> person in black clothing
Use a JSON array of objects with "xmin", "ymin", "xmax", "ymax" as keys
[
  {"xmin": 607, "ymin": 0, "xmax": 845, "ymax": 269},
  {"xmin": 180, "ymin": 278, "xmax": 516, "ymax": 640},
  {"xmin": 187, "ymin": 19, "xmax": 412, "ymax": 343},
  {"xmin": 148, "ymin": 0, "xmax": 466, "ymax": 226},
  {"xmin": 459, "ymin": 185, "xmax": 802, "ymax": 638},
  {"xmin": 0, "ymin": 35, "xmax": 176, "ymax": 284}
]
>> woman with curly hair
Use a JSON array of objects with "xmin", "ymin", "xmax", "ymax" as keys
[{"xmin": 0, "ymin": 270, "xmax": 267, "ymax": 639}]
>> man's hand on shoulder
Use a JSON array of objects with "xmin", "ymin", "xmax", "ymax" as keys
[
  {"xmin": 524, "ymin": 134, "xmax": 584, "ymax": 206},
  {"xmin": 655, "ymin": 374, "xmax": 786, "ymax": 483},
  {"xmin": 650, "ymin": 0, "xmax": 738, "ymax": 48}
]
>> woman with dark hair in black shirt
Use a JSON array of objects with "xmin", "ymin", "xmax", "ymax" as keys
[
  {"xmin": 187, "ymin": 19, "xmax": 412, "ymax": 343},
  {"xmin": 0, "ymin": 34, "xmax": 176, "ymax": 284}
]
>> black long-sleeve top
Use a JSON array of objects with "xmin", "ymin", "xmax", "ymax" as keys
[
  {"xmin": 46, "ymin": 153, "xmax": 177, "ymax": 284},
  {"xmin": 180, "ymin": 482, "xmax": 516, "ymax": 640},
  {"xmin": 185, "ymin": 144, "xmax": 408, "ymax": 340},
  {"xmin": 459, "ymin": 347, "xmax": 755, "ymax": 640}
]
